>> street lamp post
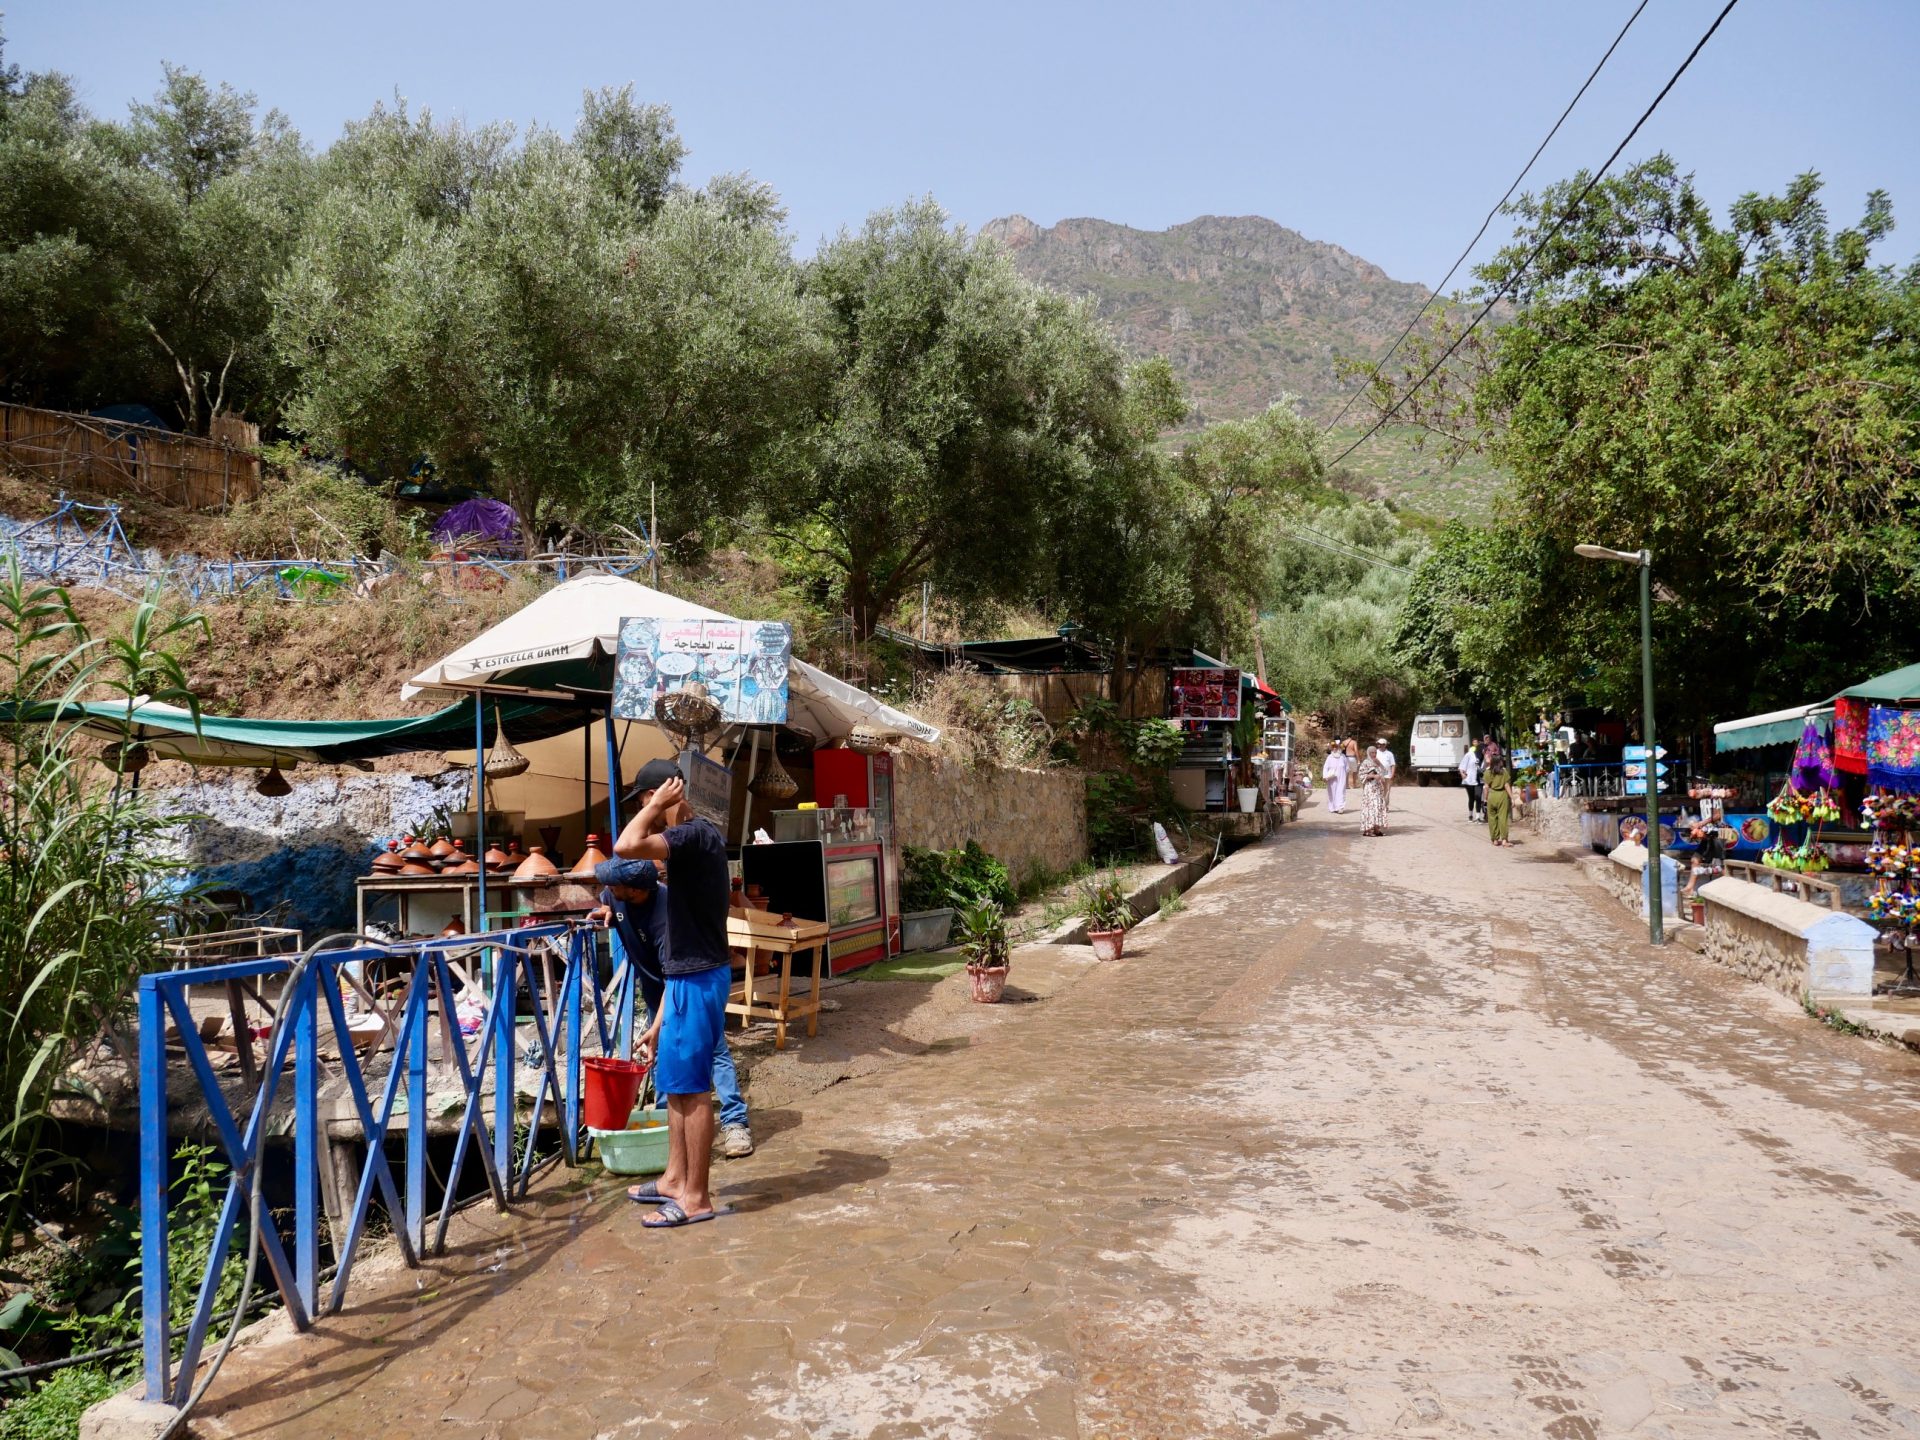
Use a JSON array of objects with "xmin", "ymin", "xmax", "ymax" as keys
[{"xmin": 1575, "ymin": 543, "xmax": 1663, "ymax": 945}]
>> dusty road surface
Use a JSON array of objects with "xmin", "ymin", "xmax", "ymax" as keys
[{"xmin": 199, "ymin": 786, "xmax": 1920, "ymax": 1438}]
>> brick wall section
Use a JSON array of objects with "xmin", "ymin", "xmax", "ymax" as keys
[{"xmin": 892, "ymin": 753, "xmax": 1087, "ymax": 887}]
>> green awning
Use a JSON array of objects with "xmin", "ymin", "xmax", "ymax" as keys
[
  {"xmin": 0, "ymin": 697, "xmax": 586, "ymax": 768},
  {"xmin": 1713, "ymin": 703, "xmax": 1832, "ymax": 755},
  {"xmin": 1827, "ymin": 662, "xmax": 1920, "ymax": 705}
]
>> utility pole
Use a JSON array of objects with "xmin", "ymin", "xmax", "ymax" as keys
[{"xmin": 649, "ymin": 481, "xmax": 659, "ymax": 590}]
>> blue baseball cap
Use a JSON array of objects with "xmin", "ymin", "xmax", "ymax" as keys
[{"xmin": 595, "ymin": 857, "xmax": 657, "ymax": 891}]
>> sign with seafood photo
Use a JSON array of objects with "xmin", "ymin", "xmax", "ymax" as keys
[{"xmin": 613, "ymin": 617, "xmax": 792, "ymax": 725}]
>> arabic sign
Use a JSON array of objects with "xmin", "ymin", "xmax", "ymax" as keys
[
  {"xmin": 613, "ymin": 617, "xmax": 791, "ymax": 725},
  {"xmin": 1169, "ymin": 667, "xmax": 1240, "ymax": 722}
]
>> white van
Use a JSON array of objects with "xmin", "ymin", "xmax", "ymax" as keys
[{"xmin": 1410, "ymin": 712, "xmax": 1471, "ymax": 783}]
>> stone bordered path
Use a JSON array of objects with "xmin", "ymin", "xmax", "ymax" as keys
[{"xmin": 196, "ymin": 786, "xmax": 1920, "ymax": 1438}]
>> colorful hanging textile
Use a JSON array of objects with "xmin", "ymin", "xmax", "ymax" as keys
[
  {"xmin": 1834, "ymin": 696, "xmax": 1870, "ymax": 775},
  {"xmin": 1866, "ymin": 705, "xmax": 1920, "ymax": 793},
  {"xmin": 1790, "ymin": 718, "xmax": 1837, "ymax": 793}
]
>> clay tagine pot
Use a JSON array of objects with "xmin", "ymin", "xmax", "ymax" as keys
[
  {"xmin": 398, "ymin": 836, "xmax": 434, "ymax": 863},
  {"xmin": 444, "ymin": 842, "xmax": 480, "ymax": 875},
  {"xmin": 512, "ymin": 845, "xmax": 559, "ymax": 882},
  {"xmin": 483, "ymin": 842, "xmax": 511, "ymax": 872},
  {"xmin": 428, "ymin": 836, "xmax": 457, "ymax": 860},
  {"xmin": 370, "ymin": 841, "xmax": 405, "ymax": 875},
  {"xmin": 398, "ymin": 857, "xmax": 437, "ymax": 876},
  {"xmin": 569, "ymin": 833, "xmax": 610, "ymax": 881},
  {"xmin": 439, "ymin": 917, "xmax": 466, "ymax": 937}
]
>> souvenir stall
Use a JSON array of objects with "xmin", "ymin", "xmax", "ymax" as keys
[{"xmin": 401, "ymin": 575, "xmax": 936, "ymax": 988}]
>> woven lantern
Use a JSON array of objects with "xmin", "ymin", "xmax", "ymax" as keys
[
  {"xmin": 483, "ymin": 706, "xmax": 529, "ymax": 780},
  {"xmin": 847, "ymin": 723, "xmax": 891, "ymax": 755},
  {"xmin": 655, "ymin": 682, "xmax": 723, "ymax": 753},
  {"xmin": 749, "ymin": 750, "xmax": 799, "ymax": 802}
]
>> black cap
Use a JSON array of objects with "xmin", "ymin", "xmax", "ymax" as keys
[{"xmin": 624, "ymin": 757, "xmax": 682, "ymax": 803}]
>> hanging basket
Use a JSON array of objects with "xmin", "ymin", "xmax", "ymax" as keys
[
  {"xmin": 655, "ymin": 683, "xmax": 722, "ymax": 752},
  {"xmin": 847, "ymin": 724, "xmax": 891, "ymax": 755},
  {"xmin": 749, "ymin": 751, "xmax": 799, "ymax": 801},
  {"xmin": 483, "ymin": 707, "xmax": 530, "ymax": 780}
]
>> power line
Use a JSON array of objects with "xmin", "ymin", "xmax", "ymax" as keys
[
  {"xmin": 1321, "ymin": 0, "xmax": 1651, "ymax": 438},
  {"xmin": 1283, "ymin": 524, "xmax": 1414, "ymax": 575},
  {"xmin": 1329, "ymin": 0, "xmax": 1742, "ymax": 472}
]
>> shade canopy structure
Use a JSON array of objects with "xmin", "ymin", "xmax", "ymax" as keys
[
  {"xmin": 1, "ymin": 697, "xmax": 588, "ymax": 769},
  {"xmin": 401, "ymin": 574, "xmax": 939, "ymax": 744},
  {"xmin": 1714, "ymin": 702, "xmax": 1834, "ymax": 755},
  {"xmin": 1713, "ymin": 660, "xmax": 1920, "ymax": 756},
  {"xmin": 1826, "ymin": 662, "xmax": 1920, "ymax": 706}
]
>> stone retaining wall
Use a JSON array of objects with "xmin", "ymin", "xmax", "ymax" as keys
[
  {"xmin": 1524, "ymin": 795, "xmax": 1587, "ymax": 846},
  {"xmin": 1699, "ymin": 905, "xmax": 1807, "ymax": 997},
  {"xmin": 893, "ymin": 753, "xmax": 1087, "ymax": 885}
]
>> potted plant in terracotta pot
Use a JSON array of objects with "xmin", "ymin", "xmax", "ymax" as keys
[
  {"xmin": 1080, "ymin": 870, "xmax": 1132, "ymax": 961},
  {"xmin": 957, "ymin": 900, "xmax": 1011, "ymax": 1002}
]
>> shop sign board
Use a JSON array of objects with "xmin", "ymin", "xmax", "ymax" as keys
[
  {"xmin": 1169, "ymin": 667, "xmax": 1240, "ymax": 721},
  {"xmin": 679, "ymin": 749, "xmax": 733, "ymax": 827},
  {"xmin": 613, "ymin": 617, "xmax": 791, "ymax": 725}
]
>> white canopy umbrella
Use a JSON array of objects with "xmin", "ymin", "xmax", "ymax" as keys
[{"xmin": 402, "ymin": 573, "xmax": 939, "ymax": 744}]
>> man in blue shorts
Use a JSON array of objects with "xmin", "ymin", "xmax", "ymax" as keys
[{"xmin": 612, "ymin": 762, "xmax": 733, "ymax": 1228}]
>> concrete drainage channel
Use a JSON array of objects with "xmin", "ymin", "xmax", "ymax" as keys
[{"xmin": 1035, "ymin": 852, "xmax": 1221, "ymax": 945}]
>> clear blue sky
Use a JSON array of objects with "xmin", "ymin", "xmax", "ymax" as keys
[{"xmin": 11, "ymin": 0, "xmax": 1919, "ymax": 283}]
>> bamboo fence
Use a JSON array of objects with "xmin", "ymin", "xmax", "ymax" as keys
[{"xmin": 0, "ymin": 402, "xmax": 262, "ymax": 511}]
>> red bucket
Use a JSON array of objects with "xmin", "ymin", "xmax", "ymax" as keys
[{"xmin": 582, "ymin": 1057, "xmax": 648, "ymax": 1131}]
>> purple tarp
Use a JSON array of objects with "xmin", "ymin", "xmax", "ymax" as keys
[{"xmin": 433, "ymin": 498, "xmax": 521, "ymax": 554}]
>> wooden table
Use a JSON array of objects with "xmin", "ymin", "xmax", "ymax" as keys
[{"xmin": 726, "ymin": 908, "xmax": 832, "ymax": 1051}]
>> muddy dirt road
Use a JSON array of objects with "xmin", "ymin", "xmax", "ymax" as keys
[{"xmin": 199, "ymin": 786, "xmax": 1920, "ymax": 1438}]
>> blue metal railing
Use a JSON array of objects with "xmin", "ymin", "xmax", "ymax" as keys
[{"xmin": 137, "ymin": 923, "xmax": 638, "ymax": 1404}]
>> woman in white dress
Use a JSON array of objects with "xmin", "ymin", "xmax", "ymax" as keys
[{"xmin": 1322, "ymin": 743, "xmax": 1349, "ymax": 813}]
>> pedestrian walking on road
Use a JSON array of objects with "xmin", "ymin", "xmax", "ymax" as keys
[
  {"xmin": 1485, "ymin": 754, "xmax": 1513, "ymax": 847},
  {"xmin": 1374, "ymin": 738, "xmax": 1396, "ymax": 812},
  {"xmin": 1358, "ymin": 745, "xmax": 1388, "ymax": 836},
  {"xmin": 1458, "ymin": 742, "xmax": 1482, "ymax": 822},
  {"xmin": 1322, "ymin": 743, "xmax": 1349, "ymax": 813}
]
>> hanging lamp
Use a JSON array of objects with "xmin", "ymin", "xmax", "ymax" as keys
[
  {"xmin": 483, "ymin": 705, "xmax": 530, "ymax": 779},
  {"xmin": 749, "ymin": 749, "xmax": 798, "ymax": 801},
  {"xmin": 255, "ymin": 763, "xmax": 291, "ymax": 797}
]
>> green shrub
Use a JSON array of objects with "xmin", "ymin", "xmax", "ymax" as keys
[
  {"xmin": 1086, "ymin": 772, "xmax": 1150, "ymax": 862},
  {"xmin": 0, "ymin": 1364, "xmax": 117, "ymax": 1439},
  {"xmin": 900, "ymin": 842, "xmax": 1015, "ymax": 913}
]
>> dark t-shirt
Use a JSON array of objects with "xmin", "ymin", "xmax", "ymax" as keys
[{"xmin": 662, "ymin": 817, "xmax": 730, "ymax": 977}]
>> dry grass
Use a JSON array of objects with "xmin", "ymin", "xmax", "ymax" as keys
[
  {"xmin": 71, "ymin": 569, "xmax": 553, "ymax": 720},
  {"xmin": 902, "ymin": 664, "xmax": 1056, "ymax": 770}
]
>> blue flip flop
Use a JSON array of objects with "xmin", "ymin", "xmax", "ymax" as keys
[
  {"xmin": 642, "ymin": 1200, "xmax": 733, "ymax": 1229},
  {"xmin": 627, "ymin": 1182, "xmax": 672, "ymax": 1205}
]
